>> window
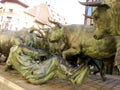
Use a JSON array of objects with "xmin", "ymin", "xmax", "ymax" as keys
[
  {"xmin": 1, "ymin": 16, "xmax": 3, "ymax": 22},
  {"xmin": 9, "ymin": 8, "xmax": 13, "ymax": 12},
  {"xmin": 87, "ymin": 6, "xmax": 93, "ymax": 16},
  {"xmin": 84, "ymin": 0, "xmax": 99, "ymax": 25},
  {"xmin": 6, "ymin": 16, "xmax": 12, "ymax": 22},
  {"xmin": 0, "ymin": 8, "xmax": 3, "ymax": 13},
  {"xmin": 5, "ymin": 22, "xmax": 9, "ymax": 29},
  {"xmin": 59, "ymin": 18, "xmax": 61, "ymax": 21},
  {"xmin": 3, "ymin": 9, "xmax": 5, "ymax": 12}
]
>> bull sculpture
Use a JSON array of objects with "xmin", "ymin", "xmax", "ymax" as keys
[
  {"xmin": 79, "ymin": 0, "xmax": 120, "ymax": 39},
  {"xmin": 48, "ymin": 20, "xmax": 116, "ymax": 61},
  {"xmin": 0, "ymin": 29, "xmax": 42, "ymax": 62},
  {"xmin": 2, "ymin": 28, "xmax": 74, "ymax": 85},
  {"xmin": 48, "ymin": 20, "xmax": 120, "ymax": 84},
  {"xmin": 0, "ymin": 28, "xmax": 72, "ymax": 85}
]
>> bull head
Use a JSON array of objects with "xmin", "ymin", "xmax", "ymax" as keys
[
  {"xmin": 79, "ymin": 0, "xmax": 120, "ymax": 39},
  {"xmin": 79, "ymin": 1, "xmax": 111, "ymax": 39},
  {"xmin": 47, "ymin": 18, "xmax": 64, "ymax": 43}
]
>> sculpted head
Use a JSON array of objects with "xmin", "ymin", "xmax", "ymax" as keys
[
  {"xmin": 48, "ymin": 20, "xmax": 63, "ymax": 42},
  {"xmin": 92, "ymin": 5, "xmax": 111, "ymax": 39},
  {"xmin": 49, "ymin": 28, "xmax": 63, "ymax": 42},
  {"xmin": 79, "ymin": 0, "xmax": 120, "ymax": 39}
]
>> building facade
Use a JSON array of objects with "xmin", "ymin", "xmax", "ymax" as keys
[
  {"xmin": 0, "ymin": 0, "xmax": 30, "ymax": 30},
  {"xmin": 47, "ymin": 4, "xmax": 67, "ymax": 25},
  {"xmin": 25, "ymin": 3, "xmax": 67, "ymax": 28},
  {"xmin": 0, "ymin": 0, "xmax": 67, "ymax": 30}
]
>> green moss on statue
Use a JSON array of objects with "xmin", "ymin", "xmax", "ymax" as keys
[{"xmin": 5, "ymin": 44, "xmax": 69, "ymax": 84}]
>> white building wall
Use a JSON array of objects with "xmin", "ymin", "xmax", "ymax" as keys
[{"xmin": 0, "ymin": 2, "xmax": 36, "ymax": 30}]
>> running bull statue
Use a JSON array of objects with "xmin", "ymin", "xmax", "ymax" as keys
[
  {"xmin": 0, "ymin": 29, "xmax": 42, "ymax": 62},
  {"xmin": 48, "ymin": 20, "xmax": 120, "ymax": 84},
  {"xmin": 79, "ymin": 0, "xmax": 120, "ymax": 39}
]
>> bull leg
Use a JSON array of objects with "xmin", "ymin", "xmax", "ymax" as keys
[
  {"xmin": 114, "ymin": 38, "xmax": 120, "ymax": 72},
  {"xmin": 100, "ymin": 61, "xmax": 106, "ymax": 81},
  {"xmin": 115, "ymin": 44, "xmax": 120, "ymax": 72},
  {"xmin": 90, "ymin": 60, "xmax": 106, "ymax": 81},
  {"xmin": 62, "ymin": 48, "xmax": 81, "ymax": 60}
]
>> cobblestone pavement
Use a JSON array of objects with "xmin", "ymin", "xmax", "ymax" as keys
[{"xmin": 0, "ymin": 64, "xmax": 120, "ymax": 90}]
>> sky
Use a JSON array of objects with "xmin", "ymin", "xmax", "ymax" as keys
[{"xmin": 20, "ymin": 0, "xmax": 86, "ymax": 24}]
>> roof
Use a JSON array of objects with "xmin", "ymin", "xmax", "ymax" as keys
[
  {"xmin": 25, "ymin": 4, "xmax": 51, "ymax": 26},
  {"xmin": 0, "ymin": 0, "xmax": 29, "ymax": 8}
]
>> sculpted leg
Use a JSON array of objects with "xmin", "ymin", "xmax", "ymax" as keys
[
  {"xmin": 114, "ymin": 44, "xmax": 120, "ymax": 72},
  {"xmin": 62, "ymin": 48, "xmax": 81, "ymax": 60}
]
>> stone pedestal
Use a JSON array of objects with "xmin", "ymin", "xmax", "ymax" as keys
[{"xmin": 0, "ymin": 64, "xmax": 120, "ymax": 90}]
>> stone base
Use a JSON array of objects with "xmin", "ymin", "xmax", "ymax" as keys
[
  {"xmin": 0, "ymin": 64, "xmax": 120, "ymax": 90},
  {"xmin": 0, "ymin": 75, "xmax": 25, "ymax": 90}
]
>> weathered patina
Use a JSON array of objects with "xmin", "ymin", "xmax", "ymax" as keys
[
  {"xmin": 1, "ymin": 0, "xmax": 119, "ymax": 85},
  {"xmin": 48, "ymin": 22, "xmax": 116, "ymax": 61},
  {"xmin": 79, "ymin": 0, "xmax": 120, "ymax": 39},
  {"xmin": 47, "ymin": 20, "xmax": 119, "ymax": 84},
  {"xmin": 5, "ymin": 44, "xmax": 69, "ymax": 84},
  {"xmin": 0, "ymin": 29, "xmax": 40, "ymax": 59}
]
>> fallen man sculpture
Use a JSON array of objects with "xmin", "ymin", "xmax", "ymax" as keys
[{"xmin": 5, "ymin": 44, "xmax": 70, "ymax": 84}]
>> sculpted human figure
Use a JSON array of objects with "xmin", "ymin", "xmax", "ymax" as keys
[{"xmin": 5, "ymin": 44, "xmax": 70, "ymax": 84}]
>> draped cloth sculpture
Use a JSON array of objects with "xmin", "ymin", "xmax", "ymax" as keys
[{"xmin": 5, "ymin": 44, "xmax": 69, "ymax": 84}]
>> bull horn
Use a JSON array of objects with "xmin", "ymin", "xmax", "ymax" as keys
[
  {"xmin": 78, "ymin": 1, "xmax": 102, "ymax": 6},
  {"xmin": 37, "ymin": 28, "xmax": 50, "ymax": 31},
  {"xmin": 29, "ymin": 27, "xmax": 44, "ymax": 38},
  {"xmin": 37, "ymin": 25, "xmax": 50, "ymax": 31},
  {"xmin": 83, "ymin": 14, "xmax": 92, "ymax": 19},
  {"xmin": 48, "ymin": 17, "xmax": 62, "ymax": 28}
]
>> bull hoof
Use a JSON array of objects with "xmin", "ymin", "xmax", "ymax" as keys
[{"xmin": 102, "ymin": 76, "xmax": 106, "ymax": 81}]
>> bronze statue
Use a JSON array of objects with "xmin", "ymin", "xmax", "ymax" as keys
[
  {"xmin": 0, "ymin": 29, "xmax": 39, "ymax": 59},
  {"xmin": 5, "ymin": 44, "xmax": 69, "ymax": 84},
  {"xmin": 47, "ymin": 20, "xmax": 120, "ymax": 84},
  {"xmin": 1, "ymin": 0, "xmax": 119, "ymax": 85},
  {"xmin": 79, "ymin": 0, "xmax": 120, "ymax": 39}
]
